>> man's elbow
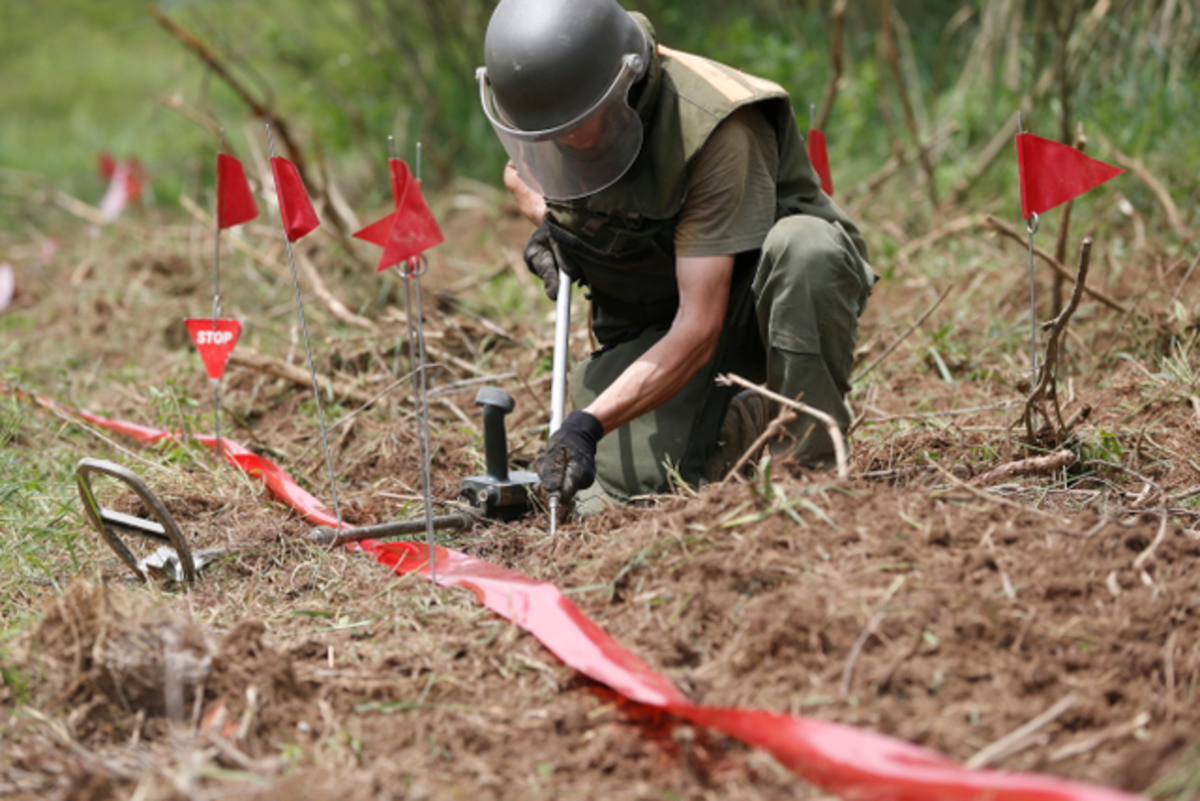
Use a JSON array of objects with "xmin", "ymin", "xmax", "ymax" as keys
[{"xmin": 688, "ymin": 323, "xmax": 723, "ymax": 367}]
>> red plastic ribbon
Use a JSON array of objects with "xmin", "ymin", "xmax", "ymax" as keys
[
  {"xmin": 270, "ymin": 156, "xmax": 320, "ymax": 242},
  {"xmin": 356, "ymin": 540, "xmax": 1136, "ymax": 801},
  {"xmin": 217, "ymin": 153, "xmax": 260, "ymax": 230},
  {"xmin": 11, "ymin": 386, "xmax": 1139, "ymax": 801},
  {"xmin": 1015, "ymin": 133, "xmax": 1123, "ymax": 219},
  {"xmin": 808, "ymin": 128, "xmax": 835, "ymax": 196}
]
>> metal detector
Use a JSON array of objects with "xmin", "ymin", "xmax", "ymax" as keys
[{"xmin": 76, "ymin": 458, "xmax": 225, "ymax": 585}]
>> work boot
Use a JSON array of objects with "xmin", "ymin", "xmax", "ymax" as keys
[{"xmin": 705, "ymin": 389, "xmax": 775, "ymax": 482}]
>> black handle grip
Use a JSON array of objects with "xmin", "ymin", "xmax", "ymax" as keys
[{"xmin": 476, "ymin": 387, "xmax": 515, "ymax": 482}]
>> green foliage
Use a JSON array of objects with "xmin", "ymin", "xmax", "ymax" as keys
[{"xmin": 1, "ymin": 0, "xmax": 1198, "ymax": 230}]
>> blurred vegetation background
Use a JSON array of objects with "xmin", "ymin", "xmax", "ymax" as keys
[{"xmin": 1, "ymin": 0, "xmax": 1198, "ymax": 233}]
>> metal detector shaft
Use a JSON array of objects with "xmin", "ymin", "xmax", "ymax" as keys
[
  {"xmin": 548, "ymin": 268, "xmax": 572, "ymax": 536},
  {"xmin": 309, "ymin": 512, "xmax": 475, "ymax": 548}
]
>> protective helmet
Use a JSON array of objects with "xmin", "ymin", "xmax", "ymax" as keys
[{"xmin": 478, "ymin": 0, "xmax": 651, "ymax": 200}]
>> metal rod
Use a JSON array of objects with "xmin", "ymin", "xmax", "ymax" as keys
[
  {"xmin": 415, "ymin": 270, "xmax": 437, "ymax": 579},
  {"xmin": 214, "ymin": 378, "xmax": 223, "ymax": 461},
  {"xmin": 266, "ymin": 124, "xmax": 343, "ymax": 532},
  {"xmin": 388, "ymin": 135, "xmax": 403, "ymax": 378},
  {"xmin": 1016, "ymin": 112, "xmax": 1040, "ymax": 394},
  {"xmin": 310, "ymin": 512, "xmax": 475, "ymax": 548},
  {"xmin": 1027, "ymin": 213, "xmax": 1040, "ymax": 386},
  {"xmin": 400, "ymin": 139, "xmax": 436, "ymax": 581},
  {"xmin": 548, "ymin": 271, "xmax": 572, "ymax": 537},
  {"xmin": 213, "ymin": 129, "xmax": 225, "ymax": 460}
]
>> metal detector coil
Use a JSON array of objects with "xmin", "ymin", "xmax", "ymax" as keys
[{"xmin": 76, "ymin": 458, "xmax": 215, "ymax": 585}]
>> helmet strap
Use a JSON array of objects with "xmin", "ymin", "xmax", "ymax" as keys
[{"xmin": 627, "ymin": 13, "xmax": 662, "ymax": 125}]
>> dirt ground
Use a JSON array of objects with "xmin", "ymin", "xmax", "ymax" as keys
[{"xmin": 2, "ymin": 178, "xmax": 1199, "ymax": 799}]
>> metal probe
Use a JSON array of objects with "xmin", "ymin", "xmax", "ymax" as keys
[{"xmin": 548, "ymin": 263, "xmax": 572, "ymax": 536}]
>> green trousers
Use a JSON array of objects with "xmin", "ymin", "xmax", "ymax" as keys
[{"xmin": 570, "ymin": 215, "xmax": 873, "ymax": 500}]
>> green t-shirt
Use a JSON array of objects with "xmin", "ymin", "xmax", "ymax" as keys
[{"xmin": 673, "ymin": 104, "xmax": 779, "ymax": 258}]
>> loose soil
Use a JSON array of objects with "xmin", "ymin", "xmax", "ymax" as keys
[{"xmin": 2, "ymin": 181, "xmax": 1198, "ymax": 799}]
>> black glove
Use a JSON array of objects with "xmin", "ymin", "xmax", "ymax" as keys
[
  {"xmin": 535, "ymin": 410, "xmax": 604, "ymax": 504},
  {"xmin": 523, "ymin": 223, "xmax": 580, "ymax": 301}
]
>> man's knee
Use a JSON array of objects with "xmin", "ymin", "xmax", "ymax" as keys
[
  {"xmin": 762, "ymin": 215, "xmax": 843, "ymax": 269},
  {"xmin": 756, "ymin": 216, "xmax": 870, "ymax": 326}
]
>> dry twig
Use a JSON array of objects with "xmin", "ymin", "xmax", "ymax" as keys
[
  {"xmin": 985, "ymin": 216, "xmax": 1126, "ymax": 313},
  {"xmin": 151, "ymin": 7, "xmax": 309, "ymax": 183},
  {"xmin": 965, "ymin": 693, "xmax": 1079, "ymax": 769},
  {"xmin": 840, "ymin": 613, "xmax": 884, "ymax": 698},
  {"xmin": 1096, "ymin": 133, "xmax": 1189, "ymax": 238},
  {"xmin": 814, "ymin": 0, "xmax": 848, "ymax": 131},
  {"xmin": 881, "ymin": 1, "xmax": 938, "ymax": 208},
  {"xmin": 853, "ymin": 283, "xmax": 955, "ymax": 384},
  {"xmin": 895, "ymin": 214, "xmax": 984, "ymax": 268},
  {"xmin": 929, "ymin": 462, "xmax": 1063, "ymax": 520},
  {"xmin": 715, "ymin": 374, "xmax": 849, "ymax": 478},
  {"xmin": 946, "ymin": 111, "xmax": 1019, "ymax": 207},
  {"xmin": 1051, "ymin": 126, "xmax": 1088, "ymax": 317},
  {"xmin": 294, "ymin": 248, "xmax": 379, "ymax": 333},
  {"xmin": 973, "ymin": 450, "xmax": 1076, "ymax": 486},
  {"xmin": 1023, "ymin": 237, "xmax": 1091, "ymax": 441},
  {"xmin": 1048, "ymin": 711, "xmax": 1151, "ymax": 764},
  {"xmin": 228, "ymin": 348, "xmax": 377, "ymax": 406},
  {"xmin": 723, "ymin": 406, "xmax": 797, "ymax": 483}
]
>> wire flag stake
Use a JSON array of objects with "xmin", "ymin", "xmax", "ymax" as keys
[{"xmin": 265, "ymin": 124, "xmax": 343, "ymax": 532}]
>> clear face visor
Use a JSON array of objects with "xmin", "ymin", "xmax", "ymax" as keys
[{"xmin": 478, "ymin": 53, "xmax": 645, "ymax": 201}]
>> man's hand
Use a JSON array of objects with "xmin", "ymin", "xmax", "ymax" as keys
[
  {"xmin": 523, "ymin": 223, "xmax": 580, "ymax": 301},
  {"xmin": 504, "ymin": 161, "xmax": 546, "ymax": 225},
  {"xmin": 535, "ymin": 410, "xmax": 605, "ymax": 504}
]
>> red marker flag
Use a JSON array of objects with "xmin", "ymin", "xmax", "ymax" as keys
[
  {"xmin": 808, "ymin": 129, "xmax": 834, "ymax": 196},
  {"xmin": 184, "ymin": 318, "xmax": 243, "ymax": 380},
  {"xmin": 98, "ymin": 153, "xmax": 147, "ymax": 202},
  {"xmin": 1015, "ymin": 133, "xmax": 1123, "ymax": 219},
  {"xmin": 353, "ymin": 158, "xmax": 444, "ymax": 272},
  {"xmin": 269, "ymin": 157, "xmax": 320, "ymax": 242},
  {"xmin": 217, "ymin": 153, "xmax": 259, "ymax": 229}
]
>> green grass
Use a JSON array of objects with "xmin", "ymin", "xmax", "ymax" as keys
[{"xmin": 0, "ymin": 395, "xmax": 89, "ymax": 632}]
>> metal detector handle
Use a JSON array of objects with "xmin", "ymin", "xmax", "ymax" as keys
[
  {"xmin": 310, "ymin": 511, "xmax": 476, "ymax": 548},
  {"xmin": 476, "ymin": 386, "xmax": 515, "ymax": 482},
  {"xmin": 550, "ymin": 270, "xmax": 572, "ymax": 434}
]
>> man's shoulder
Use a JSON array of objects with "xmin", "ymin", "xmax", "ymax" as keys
[{"xmin": 656, "ymin": 45, "xmax": 789, "ymax": 110}]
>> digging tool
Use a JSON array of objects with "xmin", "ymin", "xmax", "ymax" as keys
[
  {"xmin": 76, "ymin": 458, "xmax": 224, "ymax": 585},
  {"xmin": 547, "ymin": 262, "xmax": 572, "ymax": 536}
]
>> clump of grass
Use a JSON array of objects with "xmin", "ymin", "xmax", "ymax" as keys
[{"xmin": 0, "ymin": 396, "xmax": 91, "ymax": 631}]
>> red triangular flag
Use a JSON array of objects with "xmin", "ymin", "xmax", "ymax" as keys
[
  {"xmin": 352, "ymin": 211, "xmax": 395, "ymax": 248},
  {"xmin": 353, "ymin": 159, "xmax": 444, "ymax": 273},
  {"xmin": 1015, "ymin": 133, "xmax": 1123, "ymax": 219},
  {"xmin": 379, "ymin": 160, "xmax": 444, "ymax": 272},
  {"xmin": 388, "ymin": 157, "xmax": 408, "ymax": 207},
  {"xmin": 184, "ymin": 318, "xmax": 243, "ymax": 380},
  {"xmin": 269, "ymin": 157, "xmax": 320, "ymax": 241},
  {"xmin": 217, "ymin": 153, "xmax": 259, "ymax": 229},
  {"xmin": 808, "ymin": 128, "xmax": 834, "ymax": 196}
]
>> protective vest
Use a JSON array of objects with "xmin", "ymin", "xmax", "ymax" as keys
[{"xmin": 545, "ymin": 41, "xmax": 864, "ymax": 344}]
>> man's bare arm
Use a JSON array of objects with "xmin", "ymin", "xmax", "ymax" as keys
[{"xmin": 584, "ymin": 254, "xmax": 734, "ymax": 434}]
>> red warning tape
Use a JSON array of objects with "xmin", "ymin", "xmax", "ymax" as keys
[{"xmin": 17, "ymin": 387, "xmax": 1138, "ymax": 801}]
